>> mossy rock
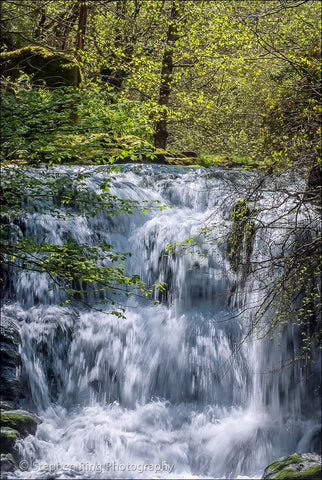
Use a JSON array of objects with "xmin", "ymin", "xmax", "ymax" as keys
[
  {"xmin": 0, "ymin": 453, "xmax": 16, "ymax": 473},
  {"xmin": 262, "ymin": 453, "xmax": 322, "ymax": 479},
  {"xmin": 227, "ymin": 199, "xmax": 255, "ymax": 274},
  {"xmin": 0, "ymin": 46, "xmax": 81, "ymax": 87},
  {"xmin": 0, "ymin": 411, "xmax": 39, "ymax": 437},
  {"xmin": 148, "ymin": 149, "xmax": 199, "ymax": 166},
  {"xmin": 231, "ymin": 199, "xmax": 251, "ymax": 221},
  {"xmin": 0, "ymin": 427, "xmax": 20, "ymax": 453}
]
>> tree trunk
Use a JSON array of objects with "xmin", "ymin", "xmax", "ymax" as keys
[
  {"xmin": 75, "ymin": 1, "xmax": 89, "ymax": 54},
  {"xmin": 154, "ymin": 1, "xmax": 183, "ymax": 150}
]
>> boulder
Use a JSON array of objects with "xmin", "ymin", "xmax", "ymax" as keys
[
  {"xmin": 0, "ymin": 402, "xmax": 15, "ymax": 411},
  {"xmin": 0, "ymin": 46, "xmax": 81, "ymax": 88},
  {"xmin": 0, "ymin": 318, "xmax": 20, "ymax": 347},
  {"xmin": 0, "ymin": 453, "xmax": 16, "ymax": 473},
  {"xmin": 0, "ymin": 427, "xmax": 20, "ymax": 453},
  {"xmin": 262, "ymin": 453, "xmax": 322, "ymax": 479},
  {"xmin": 0, "ymin": 411, "xmax": 41, "ymax": 437},
  {"xmin": 0, "ymin": 411, "xmax": 41, "ymax": 472}
]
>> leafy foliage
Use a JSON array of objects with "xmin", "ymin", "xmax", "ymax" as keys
[
  {"xmin": 0, "ymin": 0, "xmax": 321, "ymax": 342},
  {"xmin": 1, "ymin": 0, "xmax": 321, "ymax": 163},
  {"xmin": 1, "ymin": 78, "xmax": 154, "ymax": 164},
  {"xmin": 0, "ymin": 165, "xmax": 167, "ymax": 312}
]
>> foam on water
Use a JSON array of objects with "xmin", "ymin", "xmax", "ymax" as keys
[{"xmin": 2, "ymin": 165, "xmax": 320, "ymax": 479}]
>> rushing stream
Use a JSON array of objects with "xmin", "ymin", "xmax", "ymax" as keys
[{"xmin": 1, "ymin": 165, "xmax": 320, "ymax": 479}]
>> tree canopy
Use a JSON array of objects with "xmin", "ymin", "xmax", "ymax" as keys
[
  {"xmin": 1, "ymin": 0, "xmax": 321, "ymax": 166},
  {"xmin": 0, "ymin": 0, "xmax": 321, "ymax": 346}
]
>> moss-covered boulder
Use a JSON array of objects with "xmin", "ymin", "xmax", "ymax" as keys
[
  {"xmin": 0, "ymin": 46, "xmax": 81, "ymax": 87},
  {"xmin": 0, "ymin": 427, "xmax": 20, "ymax": 453},
  {"xmin": 0, "ymin": 411, "xmax": 41, "ymax": 473},
  {"xmin": 262, "ymin": 453, "xmax": 322, "ymax": 479},
  {"xmin": 0, "ymin": 411, "xmax": 40, "ymax": 437}
]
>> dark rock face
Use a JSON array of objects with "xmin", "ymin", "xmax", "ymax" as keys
[
  {"xmin": 310, "ymin": 427, "xmax": 322, "ymax": 455},
  {"xmin": 0, "ymin": 319, "xmax": 24, "ymax": 405},
  {"xmin": 304, "ymin": 164, "xmax": 322, "ymax": 203},
  {"xmin": 262, "ymin": 453, "xmax": 322, "ymax": 479},
  {"xmin": 307, "ymin": 164, "xmax": 322, "ymax": 191},
  {"xmin": 181, "ymin": 151, "xmax": 197, "ymax": 158},
  {"xmin": 0, "ymin": 427, "xmax": 20, "ymax": 453},
  {"xmin": 0, "ymin": 453, "xmax": 16, "ymax": 473},
  {"xmin": 0, "ymin": 402, "xmax": 15, "ymax": 411},
  {"xmin": 0, "ymin": 46, "xmax": 81, "ymax": 88}
]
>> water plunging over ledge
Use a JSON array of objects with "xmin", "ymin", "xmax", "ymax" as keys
[{"xmin": 1, "ymin": 165, "xmax": 320, "ymax": 479}]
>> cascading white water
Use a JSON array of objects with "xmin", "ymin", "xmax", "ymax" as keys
[{"xmin": 1, "ymin": 165, "xmax": 320, "ymax": 479}]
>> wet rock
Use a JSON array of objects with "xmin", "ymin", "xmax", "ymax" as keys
[
  {"xmin": 0, "ymin": 411, "xmax": 41, "ymax": 437},
  {"xmin": 0, "ymin": 345, "xmax": 21, "ymax": 368},
  {"xmin": 0, "ymin": 376, "xmax": 24, "ymax": 404},
  {"xmin": 0, "ymin": 427, "xmax": 20, "ymax": 453},
  {"xmin": 262, "ymin": 453, "xmax": 322, "ymax": 479},
  {"xmin": 310, "ymin": 427, "xmax": 322, "ymax": 454},
  {"xmin": 0, "ymin": 401, "xmax": 15, "ymax": 411},
  {"xmin": 0, "ymin": 453, "xmax": 16, "ymax": 473},
  {"xmin": 0, "ymin": 319, "xmax": 20, "ymax": 347},
  {"xmin": 0, "ymin": 411, "xmax": 41, "ymax": 476},
  {"xmin": 0, "ymin": 319, "xmax": 23, "ymax": 405}
]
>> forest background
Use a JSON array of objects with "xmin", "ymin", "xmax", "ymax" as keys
[{"xmin": 0, "ymin": 0, "xmax": 321, "ymax": 358}]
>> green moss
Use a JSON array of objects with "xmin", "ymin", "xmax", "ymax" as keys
[
  {"xmin": 266, "ymin": 455, "xmax": 321, "ymax": 480},
  {"xmin": 269, "ymin": 454, "xmax": 310, "ymax": 473},
  {"xmin": 269, "ymin": 453, "xmax": 301, "ymax": 471},
  {"xmin": 231, "ymin": 199, "xmax": 251, "ymax": 221},
  {"xmin": 1, "ymin": 412, "xmax": 37, "ymax": 437},
  {"xmin": 275, "ymin": 468, "xmax": 299, "ymax": 479},
  {"xmin": 1, "ymin": 46, "xmax": 54, "ymax": 60},
  {"xmin": 275, "ymin": 465, "xmax": 322, "ymax": 479},
  {"xmin": 0, "ymin": 427, "xmax": 20, "ymax": 453},
  {"xmin": 0, "ymin": 427, "xmax": 20, "ymax": 440},
  {"xmin": 227, "ymin": 199, "xmax": 255, "ymax": 273},
  {"xmin": 0, "ymin": 46, "xmax": 81, "ymax": 87},
  {"xmin": 154, "ymin": 148, "xmax": 169, "ymax": 155},
  {"xmin": 303, "ymin": 465, "xmax": 322, "ymax": 476},
  {"xmin": 1, "ymin": 453, "xmax": 14, "ymax": 461}
]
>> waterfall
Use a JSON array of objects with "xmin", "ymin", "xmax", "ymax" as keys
[{"xmin": 1, "ymin": 165, "xmax": 320, "ymax": 479}]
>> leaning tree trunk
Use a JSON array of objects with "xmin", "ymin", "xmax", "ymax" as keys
[{"xmin": 154, "ymin": 1, "xmax": 183, "ymax": 150}]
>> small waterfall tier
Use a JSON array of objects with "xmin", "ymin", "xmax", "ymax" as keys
[{"xmin": 1, "ymin": 165, "xmax": 320, "ymax": 479}]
